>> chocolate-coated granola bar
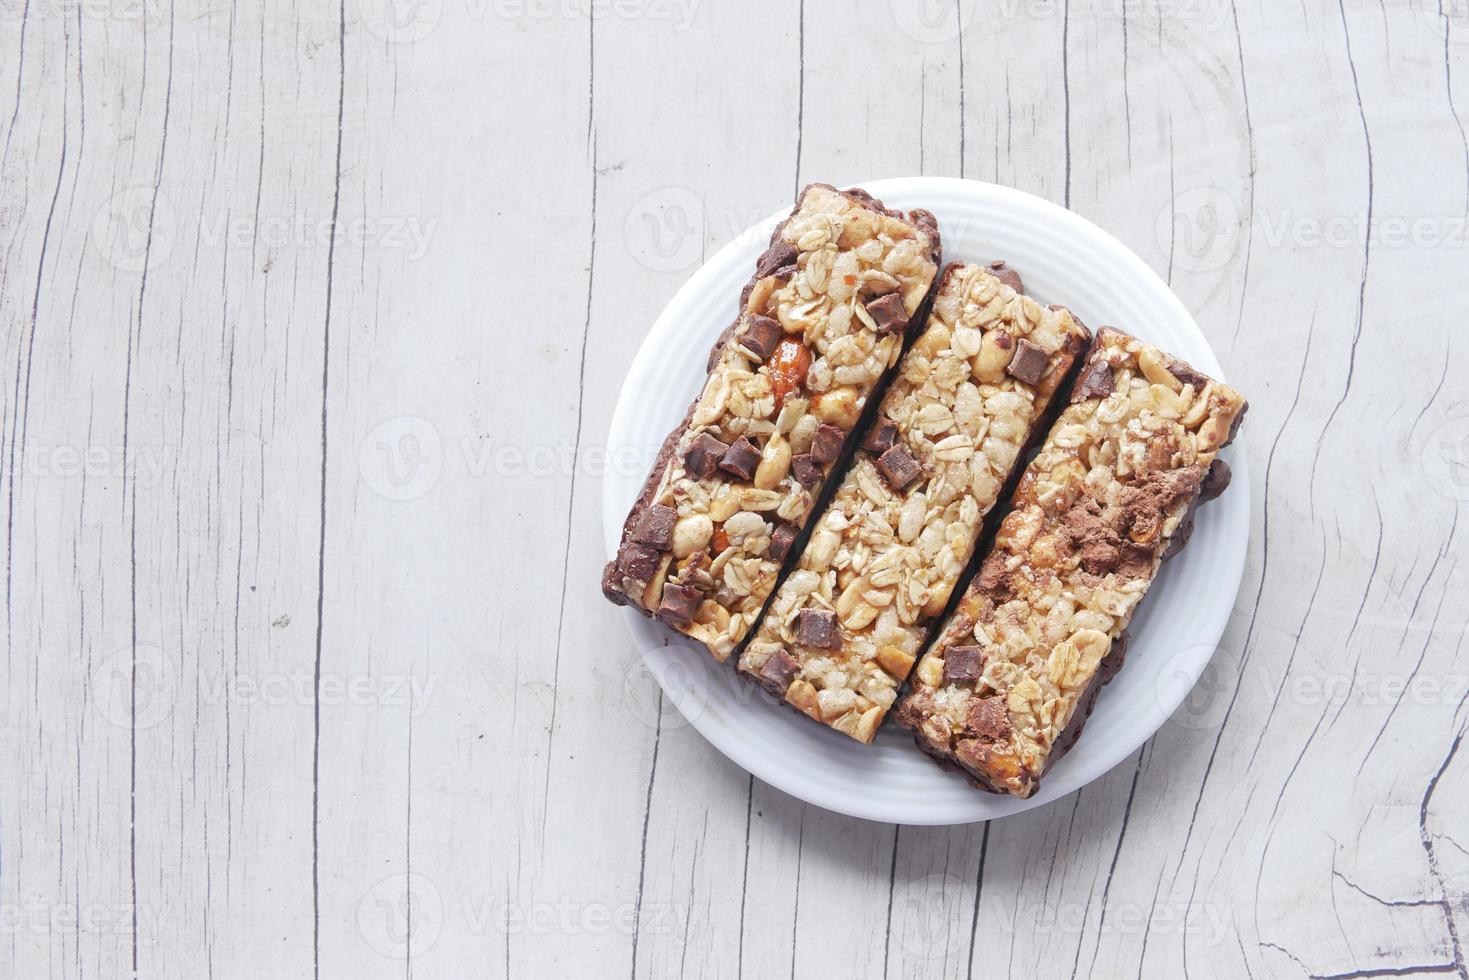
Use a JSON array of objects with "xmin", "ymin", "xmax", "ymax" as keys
[
  {"xmin": 895, "ymin": 328, "xmax": 1247, "ymax": 795},
  {"xmin": 737, "ymin": 262, "xmax": 1090, "ymax": 742},
  {"xmin": 603, "ymin": 184, "xmax": 942, "ymax": 661}
]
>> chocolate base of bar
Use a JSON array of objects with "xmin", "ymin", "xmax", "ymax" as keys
[{"xmin": 602, "ymin": 184, "xmax": 943, "ymax": 616}]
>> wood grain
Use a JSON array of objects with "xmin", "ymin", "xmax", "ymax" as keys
[{"xmin": 1, "ymin": 1, "xmax": 1465, "ymax": 977}]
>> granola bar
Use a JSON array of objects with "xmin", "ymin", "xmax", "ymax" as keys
[
  {"xmin": 602, "ymin": 184, "xmax": 942, "ymax": 661},
  {"xmin": 737, "ymin": 262, "xmax": 1091, "ymax": 742},
  {"xmin": 894, "ymin": 328, "xmax": 1247, "ymax": 795}
]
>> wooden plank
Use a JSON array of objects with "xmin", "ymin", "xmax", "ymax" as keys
[{"xmin": 307, "ymin": 5, "xmax": 599, "ymax": 978}]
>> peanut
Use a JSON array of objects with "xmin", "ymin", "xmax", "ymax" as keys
[
  {"xmin": 671, "ymin": 514, "xmax": 714, "ymax": 559},
  {"xmin": 973, "ymin": 329, "xmax": 1013, "ymax": 383},
  {"xmin": 1197, "ymin": 413, "xmax": 1231, "ymax": 451},
  {"xmin": 754, "ymin": 435, "xmax": 792, "ymax": 490},
  {"xmin": 789, "ymin": 414, "xmax": 819, "ymax": 455},
  {"xmin": 812, "ymin": 385, "xmax": 860, "ymax": 428},
  {"xmin": 911, "ymin": 323, "xmax": 952, "ymax": 359},
  {"xmin": 697, "ymin": 600, "xmax": 731, "ymax": 631},
  {"xmin": 876, "ymin": 645, "xmax": 915, "ymax": 678},
  {"xmin": 707, "ymin": 486, "xmax": 742, "ymax": 522},
  {"xmin": 917, "ymin": 655, "xmax": 944, "ymax": 687},
  {"xmin": 921, "ymin": 581, "xmax": 953, "ymax": 619},
  {"xmin": 1138, "ymin": 346, "xmax": 1182, "ymax": 392},
  {"xmin": 1180, "ymin": 381, "xmax": 1213, "ymax": 428},
  {"xmin": 787, "ymin": 680, "xmax": 821, "ymax": 719},
  {"xmin": 854, "ymin": 705, "xmax": 883, "ymax": 742}
]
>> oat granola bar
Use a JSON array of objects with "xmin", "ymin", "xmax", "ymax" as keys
[
  {"xmin": 894, "ymin": 328, "xmax": 1247, "ymax": 795},
  {"xmin": 602, "ymin": 184, "xmax": 942, "ymax": 661},
  {"xmin": 737, "ymin": 262, "xmax": 1090, "ymax": 742}
]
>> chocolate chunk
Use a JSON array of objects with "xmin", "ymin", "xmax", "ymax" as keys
[
  {"xmin": 1074, "ymin": 360, "xmax": 1115, "ymax": 402},
  {"xmin": 616, "ymin": 543, "xmax": 660, "ymax": 584},
  {"xmin": 1058, "ymin": 497, "xmax": 1125, "ymax": 573},
  {"xmin": 954, "ymin": 738, "xmax": 1002, "ymax": 779},
  {"xmin": 795, "ymin": 609, "xmax": 840, "ymax": 650},
  {"xmin": 965, "ymin": 695, "xmax": 1012, "ymax": 742},
  {"xmin": 683, "ymin": 433, "xmax": 729, "ymax": 478},
  {"xmin": 1120, "ymin": 467, "xmax": 1204, "ymax": 541},
  {"xmin": 1200, "ymin": 459, "xmax": 1232, "ymax": 501},
  {"xmin": 756, "ymin": 240, "xmax": 799, "ymax": 279},
  {"xmin": 975, "ymin": 554, "xmax": 1011, "ymax": 601},
  {"xmin": 740, "ymin": 315, "xmax": 784, "ymax": 362},
  {"xmin": 810, "ymin": 423, "xmax": 844, "ymax": 465},
  {"xmin": 876, "ymin": 444, "xmax": 923, "ymax": 492},
  {"xmin": 861, "ymin": 417, "xmax": 899, "ymax": 455},
  {"xmin": 864, "ymin": 292, "xmax": 909, "ymax": 335},
  {"xmin": 718, "ymin": 436, "xmax": 761, "ymax": 481},
  {"xmin": 987, "ymin": 260, "xmax": 1024, "ymax": 294},
  {"xmin": 1117, "ymin": 543, "xmax": 1156, "ymax": 579},
  {"xmin": 632, "ymin": 504, "xmax": 676, "ymax": 551},
  {"xmin": 1006, "ymin": 338, "xmax": 1051, "ymax": 386},
  {"xmin": 791, "ymin": 453, "xmax": 823, "ymax": 488},
  {"xmin": 769, "ymin": 523, "xmax": 798, "ymax": 562},
  {"xmin": 1168, "ymin": 359, "xmax": 1209, "ymax": 389},
  {"xmin": 756, "ymin": 648, "xmax": 801, "ymax": 695},
  {"xmin": 656, "ymin": 582, "xmax": 701, "ymax": 627},
  {"xmin": 1080, "ymin": 539, "xmax": 1121, "ymax": 576},
  {"xmin": 942, "ymin": 646, "xmax": 985, "ymax": 683}
]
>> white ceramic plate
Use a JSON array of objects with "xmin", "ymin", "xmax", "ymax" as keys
[{"xmin": 603, "ymin": 177, "xmax": 1249, "ymax": 825}]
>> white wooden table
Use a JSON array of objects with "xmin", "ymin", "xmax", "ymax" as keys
[{"xmin": 3, "ymin": 1, "xmax": 1467, "ymax": 977}]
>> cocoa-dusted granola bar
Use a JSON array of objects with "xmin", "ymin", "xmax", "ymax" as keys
[
  {"xmin": 737, "ymin": 262, "xmax": 1090, "ymax": 742},
  {"xmin": 895, "ymin": 328, "xmax": 1247, "ymax": 795},
  {"xmin": 602, "ymin": 184, "xmax": 942, "ymax": 661}
]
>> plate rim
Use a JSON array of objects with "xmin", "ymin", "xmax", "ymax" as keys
[{"xmin": 603, "ymin": 175, "xmax": 1250, "ymax": 824}]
